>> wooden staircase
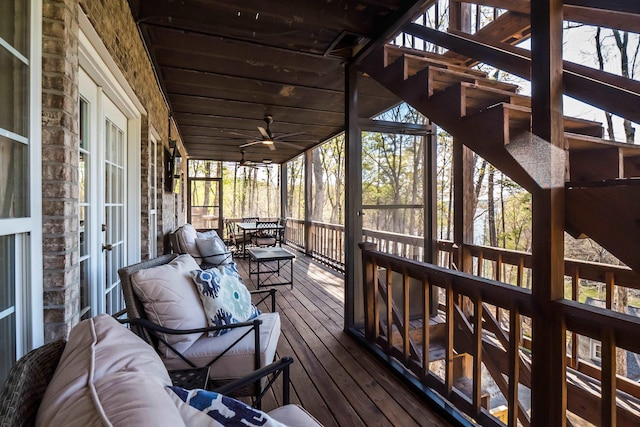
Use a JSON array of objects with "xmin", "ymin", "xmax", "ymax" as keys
[{"xmin": 360, "ymin": 45, "xmax": 640, "ymax": 274}]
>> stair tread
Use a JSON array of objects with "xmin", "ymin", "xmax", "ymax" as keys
[
  {"xmin": 566, "ymin": 132, "xmax": 640, "ymax": 155},
  {"xmin": 464, "ymin": 103, "xmax": 605, "ymax": 138}
]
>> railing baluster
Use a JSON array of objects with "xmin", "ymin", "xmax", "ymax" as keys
[
  {"xmin": 422, "ymin": 278, "xmax": 430, "ymax": 379},
  {"xmin": 571, "ymin": 268, "xmax": 579, "ymax": 369},
  {"xmin": 386, "ymin": 267, "xmax": 393, "ymax": 353},
  {"xmin": 508, "ymin": 307, "xmax": 520, "ymax": 427},
  {"xmin": 473, "ymin": 294, "xmax": 483, "ymax": 417},
  {"xmin": 445, "ymin": 285, "xmax": 454, "ymax": 396},
  {"xmin": 606, "ymin": 272, "xmax": 614, "ymax": 310},
  {"xmin": 403, "ymin": 272, "xmax": 410, "ymax": 362},
  {"xmin": 601, "ymin": 328, "xmax": 616, "ymax": 427}
]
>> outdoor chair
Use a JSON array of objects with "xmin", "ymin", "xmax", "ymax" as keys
[
  {"xmin": 117, "ymin": 254, "xmax": 280, "ymax": 401},
  {"xmin": 252, "ymin": 220, "xmax": 279, "ymax": 247},
  {"xmin": 172, "ymin": 223, "xmax": 232, "ymax": 268},
  {"xmin": 225, "ymin": 219, "xmax": 248, "ymax": 255}
]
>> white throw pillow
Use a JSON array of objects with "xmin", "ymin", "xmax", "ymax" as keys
[
  {"xmin": 130, "ymin": 254, "xmax": 207, "ymax": 356},
  {"xmin": 195, "ymin": 237, "xmax": 231, "ymax": 266}
]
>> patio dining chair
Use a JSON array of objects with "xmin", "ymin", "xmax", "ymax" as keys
[
  {"xmin": 118, "ymin": 254, "xmax": 280, "ymax": 402},
  {"xmin": 252, "ymin": 220, "xmax": 279, "ymax": 247},
  {"xmin": 225, "ymin": 219, "xmax": 248, "ymax": 255}
]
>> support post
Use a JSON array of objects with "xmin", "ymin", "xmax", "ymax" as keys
[
  {"xmin": 345, "ymin": 63, "xmax": 363, "ymax": 330},
  {"xmin": 530, "ymin": 0, "xmax": 566, "ymax": 425},
  {"xmin": 280, "ymin": 163, "xmax": 288, "ymax": 242},
  {"xmin": 424, "ymin": 125, "xmax": 439, "ymax": 316},
  {"xmin": 304, "ymin": 149, "xmax": 313, "ymax": 256}
]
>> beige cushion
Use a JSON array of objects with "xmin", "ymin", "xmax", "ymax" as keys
[
  {"xmin": 35, "ymin": 314, "xmax": 185, "ymax": 427},
  {"xmin": 269, "ymin": 404, "xmax": 324, "ymax": 427},
  {"xmin": 163, "ymin": 312, "xmax": 281, "ymax": 380},
  {"xmin": 195, "ymin": 237, "xmax": 231, "ymax": 266},
  {"xmin": 130, "ymin": 254, "xmax": 207, "ymax": 356},
  {"xmin": 176, "ymin": 223, "xmax": 203, "ymax": 265}
]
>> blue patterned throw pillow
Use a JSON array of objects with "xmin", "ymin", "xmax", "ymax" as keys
[
  {"xmin": 191, "ymin": 267, "xmax": 260, "ymax": 337},
  {"xmin": 168, "ymin": 386, "xmax": 286, "ymax": 427}
]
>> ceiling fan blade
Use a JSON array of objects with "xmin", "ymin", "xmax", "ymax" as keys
[
  {"xmin": 258, "ymin": 126, "xmax": 270, "ymax": 140},
  {"xmin": 273, "ymin": 132, "xmax": 305, "ymax": 141},
  {"xmin": 267, "ymin": 142, "xmax": 276, "ymax": 151},
  {"xmin": 227, "ymin": 131, "xmax": 255, "ymax": 138},
  {"xmin": 276, "ymin": 141, "xmax": 306, "ymax": 149},
  {"xmin": 239, "ymin": 141, "xmax": 263, "ymax": 148}
]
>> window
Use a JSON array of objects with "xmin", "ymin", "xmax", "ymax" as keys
[
  {"xmin": 591, "ymin": 340, "xmax": 602, "ymax": 361},
  {"xmin": 0, "ymin": 0, "xmax": 41, "ymax": 384}
]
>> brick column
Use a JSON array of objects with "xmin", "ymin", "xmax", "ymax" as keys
[{"xmin": 41, "ymin": 0, "xmax": 81, "ymax": 341}]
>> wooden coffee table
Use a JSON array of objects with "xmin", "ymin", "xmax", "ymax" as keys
[{"xmin": 247, "ymin": 247, "xmax": 295, "ymax": 289}]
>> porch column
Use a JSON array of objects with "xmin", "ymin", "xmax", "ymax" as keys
[
  {"xmin": 344, "ymin": 63, "xmax": 363, "ymax": 329},
  {"xmin": 304, "ymin": 149, "xmax": 313, "ymax": 256},
  {"xmin": 530, "ymin": 0, "xmax": 566, "ymax": 425},
  {"xmin": 280, "ymin": 162, "xmax": 288, "ymax": 220}
]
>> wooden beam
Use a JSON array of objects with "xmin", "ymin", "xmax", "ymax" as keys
[
  {"xmin": 358, "ymin": 118, "xmax": 430, "ymax": 135},
  {"xmin": 304, "ymin": 149, "xmax": 313, "ymax": 256},
  {"xmin": 352, "ymin": 0, "xmax": 435, "ymax": 65},
  {"xmin": 402, "ymin": 23, "xmax": 640, "ymax": 124},
  {"xmin": 564, "ymin": 0, "xmax": 640, "ymax": 16},
  {"xmin": 529, "ymin": 1, "xmax": 566, "ymax": 426},
  {"xmin": 452, "ymin": 0, "xmax": 640, "ymax": 33}
]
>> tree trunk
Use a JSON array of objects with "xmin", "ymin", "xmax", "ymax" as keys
[
  {"xmin": 312, "ymin": 149, "xmax": 324, "ymax": 221},
  {"xmin": 488, "ymin": 166, "xmax": 497, "ymax": 247}
]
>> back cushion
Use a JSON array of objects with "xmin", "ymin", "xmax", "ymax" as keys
[
  {"xmin": 35, "ymin": 315, "xmax": 185, "ymax": 427},
  {"xmin": 176, "ymin": 224, "xmax": 202, "ymax": 264},
  {"xmin": 130, "ymin": 254, "xmax": 207, "ymax": 356}
]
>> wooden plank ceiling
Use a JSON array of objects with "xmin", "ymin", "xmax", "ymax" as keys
[{"xmin": 126, "ymin": 0, "xmax": 419, "ymax": 164}]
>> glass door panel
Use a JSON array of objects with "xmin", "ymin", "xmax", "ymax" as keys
[{"xmin": 189, "ymin": 178, "xmax": 222, "ymax": 235}]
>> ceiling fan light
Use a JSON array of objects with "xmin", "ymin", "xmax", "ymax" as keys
[
  {"xmin": 262, "ymin": 140, "xmax": 274, "ymax": 145},
  {"xmin": 262, "ymin": 159, "xmax": 272, "ymax": 164}
]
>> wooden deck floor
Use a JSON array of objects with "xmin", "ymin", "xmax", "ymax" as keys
[{"xmin": 235, "ymin": 248, "xmax": 451, "ymax": 427}]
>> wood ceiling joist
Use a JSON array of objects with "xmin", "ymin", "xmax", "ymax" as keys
[{"xmin": 168, "ymin": 94, "xmax": 345, "ymax": 123}]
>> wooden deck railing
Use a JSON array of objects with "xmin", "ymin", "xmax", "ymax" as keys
[{"xmin": 359, "ymin": 244, "xmax": 640, "ymax": 426}]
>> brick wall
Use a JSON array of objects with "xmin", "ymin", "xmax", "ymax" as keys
[
  {"xmin": 41, "ymin": 0, "xmax": 180, "ymax": 340},
  {"xmin": 42, "ymin": 0, "xmax": 81, "ymax": 341}
]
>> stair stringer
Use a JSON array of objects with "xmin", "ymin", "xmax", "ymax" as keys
[{"xmin": 565, "ymin": 181, "xmax": 640, "ymax": 274}]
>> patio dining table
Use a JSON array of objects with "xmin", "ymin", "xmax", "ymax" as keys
[{"xmin": 236, "ymin": 222, "xmax": 284, "ymax": 257}]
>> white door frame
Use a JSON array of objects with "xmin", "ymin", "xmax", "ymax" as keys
[{"xmin": 78, "ymin": 8, "xmax": 145, "ymax": 315}]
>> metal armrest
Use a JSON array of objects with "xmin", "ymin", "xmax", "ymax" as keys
[
  {"xmin": 250, "ymin": 288, "xmax": 277, "ymax": 312},
  {"xmin": 119, "ymin": 317, "xmax": 263, "ymax": 371},
  {"xmin": 213, "ymin": 357, "xmax": 293, "ymax": 408}
]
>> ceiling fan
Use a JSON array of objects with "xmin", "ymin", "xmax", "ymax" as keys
[
  {"xmin": 238, "ymin": 150, "xmax": 273, "ymax": 167},
  {"xmin": 239, "ymin": 115, "xmax": 306, "ymax": 151}
]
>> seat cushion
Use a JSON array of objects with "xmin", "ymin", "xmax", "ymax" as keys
[
  {"xmin": 130, "ymin": 254, "xmax": 207, "ymax": 356},
  {"xmin": 268, "ymin": 404, "xmax": 324, "ymax": 427},
  {"xmin": 35, "ymin": 314, "xmax": 185, "ymax": 427},
  {"xmin": 162, "ymin": 312, "xmax": 281, "ymax": 381}
]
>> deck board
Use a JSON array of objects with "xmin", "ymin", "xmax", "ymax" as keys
[{"xmin": 236, "ymin": 248, "xmax": 451, "ymax": 426}]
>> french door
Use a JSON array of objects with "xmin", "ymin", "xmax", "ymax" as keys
[{"xmin": 79, "ymin": 70, "xmax": 128, "ymax": 318}]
